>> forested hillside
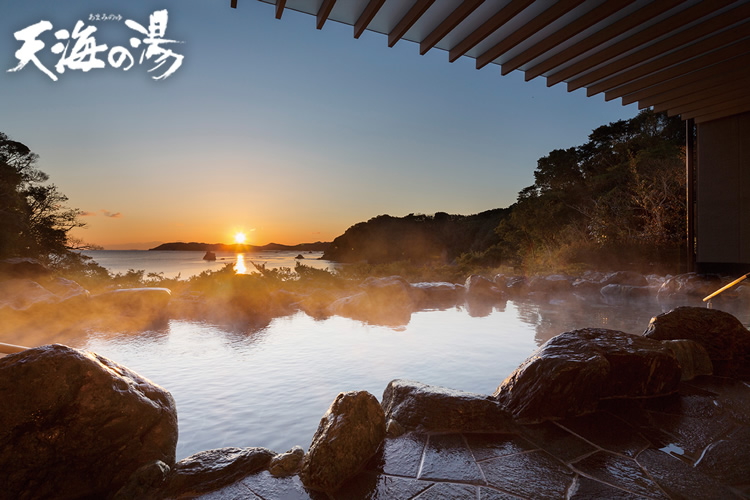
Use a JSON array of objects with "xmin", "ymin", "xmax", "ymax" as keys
[
  {"xmin": 322, "ymin": 209, "xmax": 510, "ymax": 264},
  {"xmin": 488, "ymin": 109, "xmax": 686, "ymax": 271},
  {"xmin": 324, "ymin": 110, "xmax": 687, "ymax": 272}
]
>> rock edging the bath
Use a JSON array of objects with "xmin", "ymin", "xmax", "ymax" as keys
[
  {"xmin": 299, "ymin": 390, "xmax": 386, "ymax": 492},
  {"xmin": 494, "ymin": 328, "xmax": 683, "ymax": 423},
  {"xmin": 381, "ymin": 379, "xmax": 515, "ymax": 434},
  {"xmin": 0, "ymin": 344, "xmax": 178, "ymax": 499},
  {"xmin": 644, "ymin": 306, "xmax": 750, "ymax": 379}
]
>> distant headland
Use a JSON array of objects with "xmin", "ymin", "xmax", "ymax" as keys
[{"xmin": 149, "ymin": 242, "xmax": 331, "ymax": 252}]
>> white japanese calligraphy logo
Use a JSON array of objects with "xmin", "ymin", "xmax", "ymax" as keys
[{"xmin": 8, "ymin": 10, "xmax": 184, "ymax": 81}]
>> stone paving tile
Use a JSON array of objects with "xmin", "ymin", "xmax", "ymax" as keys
[
  {"xmin": 418, "ymin": 434, "xmax": 485, "ymax": 484},
  {"xmin": 195, "ymin": 377, "xmax": 750, "ymax": 500},
  {"xmin": 519, "ymin": 421, "xmax": 597, "ymax": 464},
  {"xmin": 570, "ymin": 451, "xmax": 669, "ymax": 499},
  {"xmin": 636, "ymin": 448, "xmax": 737, "ymax": 500},
  {"xmin": 568, "ymin": 475, "xmax": 652, "ymax": 499},
  {"xmin": 691, "ymin": 376, "xmax": 750, "ymax": 427},
  {"xmin": 556, "ymin": 411, "xmax": 651, "ymax": 458},
  {"xmin": 479, "ymin": 450, "xmax": 574, "ymax": 499},
  {"xmin": 195, "ymin": 481, "xmax": 262, "ymax": 500},
  {"xmin": 413, "ymin": 482, "xmax": 477, "ymax": 499},
  {"xmin": 478, "ymin": 486, "xmax": 525, "ymax": 499},
  {"xmin": 333, "ymin": 472, "xmax": 432, "ymax": 500},
  {"xmin": 695, "ymin": 438, "xmax": 750, "ymax": 495},
  {"xmin": 641, "ymin": 384, "xmax": 723, "ymax": 420},
  {"xmin": 464, "ymin": 432, "xmax": 538, "ymax": 462},
  {"xmin": 365, "ymin": 432, "xmax": 426, "ymax": 478},
  {"xmin": 643, "ymin": 410, "xmax": 736, "ymax": 463},
  {"xmin": 240, "ymin": 471, "xmax": 324, "ymax": 500},
  {"xmin": 595, "ymin": 399, "xmax": 677, "ymax": 451}
]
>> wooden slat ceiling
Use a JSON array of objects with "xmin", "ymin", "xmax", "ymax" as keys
[{"xmin": 235, "ymin": 0, "xmax": 750, "ymax": 124}]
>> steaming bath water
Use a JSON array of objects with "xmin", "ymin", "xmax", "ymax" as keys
[
  {"xmin": 58, "ymin": 253, "xmax": 750, "ymax": 460},
  {"xmin": 74, "ymin": 300, "xmax": 668, "ymax": 460}
]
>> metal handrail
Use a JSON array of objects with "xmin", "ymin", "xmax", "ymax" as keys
[
  {"xmin": 0, "ymin": 342, "xmax": 29, "ymax": 355},
  {"xmin": 703, "ymin": 273, "xmax": 750, "ymax": 303}
]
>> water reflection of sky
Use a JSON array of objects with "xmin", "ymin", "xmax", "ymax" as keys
[{"xmin": 76, "ymin": 297, "xmax": 732, "ymax": 460}]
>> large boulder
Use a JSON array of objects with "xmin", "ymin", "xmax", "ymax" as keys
[
  {"xmin": 656, "ymin": 273, "xmax": 723, "ymax": 304},
  {"xmin": 409, "ymin": 282, "xmax": 464, "ymax": 310},
  {"xmin": 90, "ymin": 287, "xmax": 171, "ymax": 317},
  {"xmin": 600, "ymin": 271, "xmax": 649, "ymax": 287},
  {"xmin": 599, "ymin": 284, "xmax": 652, "ymax": 304},
  {"xmin": 661, "ymin": 339, "xmax": 713, "ymax": 381},
  {"xmin": 381, "ymin": 379, "xmax": 514, "ymax": 433},
  {"xmin": 300, "ymin": 391, "xmax": 385, "ymax": 492},
  {"xmin": 465, "ymin": 275, "xmax": 505, "ymax": 301},
  {"xmin": 0, "ymin": 277, "xmax": 90, "ymax": 315},
  {"xmin": 0, "ymin": 258, "xmax": 50, "ymax": 278},
  {"xmin": 494, "ymin": 329, "xmax": 682, "ymax": 423},
  {"xmin": 328, "ymin": 277, "xmax": 414, "ymax": 326},
  {"xmin": 525, "ymin": 274, "xmax": 575, "ymax": 298},
  {"xmin": 0, "ymin": 278, "xmax": 59, "ymax": 310},
  {"xmin": 0, "ymin": 344, "xmax": 178, "ymax": 499},
  {"xmin": 493, "ymin": 274, "xmax": 528, "ymax": 297},
  {"xmin": 644, "ymin": 306, "xmax": 750, "ymax": 379}
]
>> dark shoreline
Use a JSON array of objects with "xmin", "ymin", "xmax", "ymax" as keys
[{"xmin": 149, "ymin": 241, "xmax": 331, "ymax": 252}]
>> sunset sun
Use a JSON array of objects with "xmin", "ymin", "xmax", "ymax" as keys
[{"xmin": 233, "ymin": 232, "xmax": 247, "ymax": 244}]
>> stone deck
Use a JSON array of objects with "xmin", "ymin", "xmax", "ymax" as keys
[{"xmin": 196, "ymin": 375, "xmax": 750, "ymax": 499}]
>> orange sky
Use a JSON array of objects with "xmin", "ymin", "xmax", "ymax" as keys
[{"xmin": 5, "ymin": 1, "xmax": 638, "ymax": 250}]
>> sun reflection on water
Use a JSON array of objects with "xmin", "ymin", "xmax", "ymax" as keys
[{"xmin": 234, "ymin": 253, "xmax": 247, "ymax": 274}]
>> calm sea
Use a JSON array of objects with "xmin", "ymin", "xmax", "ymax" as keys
[{"xmin": 81, "ymin": 250, "xmax": 334, "ymax": 279}]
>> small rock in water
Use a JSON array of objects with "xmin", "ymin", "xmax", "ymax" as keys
[{"xmin": 268, "ymin": 446, "xmax": 305, "ymax": 477}]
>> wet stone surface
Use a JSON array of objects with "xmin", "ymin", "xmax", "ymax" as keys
[{"xmin": 196, "ymin": 376, "xmax": 750, "ymax": 499}]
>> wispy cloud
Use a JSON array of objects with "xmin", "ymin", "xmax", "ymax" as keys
[
  {"xmin": 101, "ymin": 210, "xmax": 122, "ymax": 218},
  {"xmin": 79, "ymin": 211, "xmax": 97, "ymax": 217}
]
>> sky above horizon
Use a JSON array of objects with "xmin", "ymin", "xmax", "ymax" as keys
[{"xmin": 2, "ymin": 0, "xmax": 640, "ymax": 250}]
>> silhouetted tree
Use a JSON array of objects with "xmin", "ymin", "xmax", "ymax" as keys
[
  {"xmin": 495, "ymin": 109, "xmax": 686, "ymax": 270},
  {"xmin": 0, "ymin": 132, "xmax": 90, "ymax": 262}
]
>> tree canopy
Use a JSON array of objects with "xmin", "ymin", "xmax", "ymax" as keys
[
  {"xmin": 0, "ymin": 132, "xmax": 90, "ymax": 263},
  {"xmin": 491, "ymin": 109, "xmax": 687, "ymax": 271},
  {"xmin": 323, "ymin": 110, "xmax": 688, "ymax": 274}
]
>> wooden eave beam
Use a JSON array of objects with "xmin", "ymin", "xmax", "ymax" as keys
[
  {"xmin": 694, "ymin": 101, "xmax": 750, "ymax": 124},
  {"xmin": 620, "ymin": 53, "xmax": 750, "ymax": 106},
  {"xmin": 231, "ymin": 0, "xmax": 238, "ymax": 8},
  {"xmin": 567, "ymin": 3, "xmax": 749, "ymax": 92},
  {"xmin": 275, "ymin": 0, "xmax": 286, "ymax": 19},
  {"xmin": 549, "ymin": 0, "xmax": 734, "ymax": 88},
  {"xmin": 317, "ymin": 0, "xmax": 336, "ymax": 30},
  {"xmin": 654, "ymin": 79, "xmax": 750, "ymax": 114},
  {"xmin": 354, "ymin": 0, "xmax": 386, "ymax": 39},
  {"xmin": 501, "ymin": 0, "xmax": 637, "ymax": 77},
  {"xmin": 584, "ymin": 28, "xmax": 750, "ymax": 98},
  {"xmin": 689, "ymin": 98, "xmax": 750, "ymax": 121},
  {"xmin": 420, "ymin": 0, "xmax": 484, "ymax": 55},
  {"xmin": 448, "ymin": 0, "xmax": 534, "ymax": 63},
  {"xmin": 528, "ymin": 0, "xmax": 685, "ymax": 83},
  {"xmin": 668, "ymin": 88, "xmax": 750, "ymax": 117},
  {"xmin": 389, "ymin": 0, "xmax": 436, "ymax": 47},
  {"xmin": 476, "ymin": 0, "xmax": 586, "ymax": 70}
]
